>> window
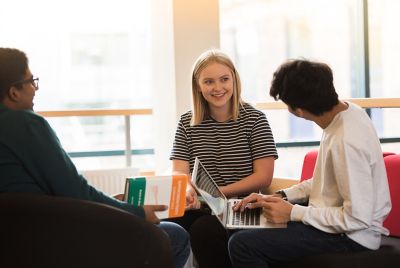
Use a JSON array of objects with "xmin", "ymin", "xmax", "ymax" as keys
[
  {"xmin": 368, "ymin": 0, "xmax": 400, "ymax": 141},
  {"xmin": 220, "ymin": 0, "xmax": 400, "ymax": 177},
  {"xmin": 220, "ymin": 0, "xmax": 360, "ymax": 143},
  {"xmin": 220, "ymin": 0, "xmax": 359, "ymax": 102},
  {"xmin": 0, "ymin": 0, "xmax": 155, "ymax": 170}
]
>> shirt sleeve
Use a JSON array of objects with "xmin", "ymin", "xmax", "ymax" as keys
[
  {"xmin": 283, "ymin": 178, "xmax": 313, "ymax": 204},
  {"xmin": 21, "ymin": 115, "xmax": 145, "ymax": 218},
  {"xmin": 170, "ymin": 116, "xmax": 190, "ymax": 161},
  {"xmin": 249, "ymin": 113, "xmax": 278, "ymax": 160}
]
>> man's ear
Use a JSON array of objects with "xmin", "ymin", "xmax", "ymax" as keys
[
  {"xmin": 289, "ymin": 106, "xmax": 304, "ymax": 118},
  {"xmin": 295, "ymin": 108, "xmax": 305, "ymax": 118},
  {"xmin": 7, "ymin": 86, "xmax": 20, "ymax": 102}
]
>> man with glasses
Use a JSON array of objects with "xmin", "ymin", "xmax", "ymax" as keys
[
  {"xmin": 0, "ymin": 66, "xmax": 39, "ymax": 110},
  {"xmin": 0, "ymin": 47, "xmax": 190, "ymax": 268}
]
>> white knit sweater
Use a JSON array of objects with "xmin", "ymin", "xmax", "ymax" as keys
[{"xmin": 285, "ymin": 102, "xmax": 391, "ymax": 250}]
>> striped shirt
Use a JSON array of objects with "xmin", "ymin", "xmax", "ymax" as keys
[{"xmin": 170, "ymin": 103, "xmax": 278, "ymax": 187}]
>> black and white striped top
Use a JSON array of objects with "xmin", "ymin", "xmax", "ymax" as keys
[{"xmin": 170, "ymin": 103, "xmax": 278, "ymax": 187}]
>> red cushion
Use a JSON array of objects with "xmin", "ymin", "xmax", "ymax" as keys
[{"xmin": 383, "ymin": 154, "xmax": 400, "ymax": 237}]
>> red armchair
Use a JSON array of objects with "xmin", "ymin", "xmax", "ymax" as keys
[
  {"xmin": 383, "ymin": 154, "xmax": 400, "ymax": 237},
  {"xmin": 272, "ymin": 151, "xmax": 400, "ymax": 267}
]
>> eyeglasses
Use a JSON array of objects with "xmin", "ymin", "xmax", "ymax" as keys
[{"xmin": 12, "ymin": 77, "xmax": 39, "ymax": 89}]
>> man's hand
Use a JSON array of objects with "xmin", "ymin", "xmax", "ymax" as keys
[
  {"xmin": 113, "ymin": 193, "xmax": 124, "ymax": 201},
  {"xmin": 248, "ymin": 196, "xmax": 293, "ymax": 224},
  {"xmin": 143, "ymin": 205, "xmax": 168, "ymax": 224},
  {"xmin": 233, "ymin": 193, "xmax": 293, "ymax": 224}
]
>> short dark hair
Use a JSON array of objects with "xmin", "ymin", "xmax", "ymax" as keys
[
  {"xmin": 0, "ymin": 48, "xmax": 29, "ymax": 101},
  {"xmin": 269, "ymin": 59, "xmax": 339, "ymax": 116}
]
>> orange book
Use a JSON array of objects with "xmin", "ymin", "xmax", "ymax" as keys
[{"xmin": 124, "ymin": 174, "xmax": 188, "ymax": 219}]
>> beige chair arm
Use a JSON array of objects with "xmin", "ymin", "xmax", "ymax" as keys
[{"xmin": 263, "ymin": 177, "xmax": 300, "ymax": 195}]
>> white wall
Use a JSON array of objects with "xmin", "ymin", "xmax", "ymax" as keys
[{"xmin": 152, "ymin": 0, "xmax": 220, "ymax": 174}]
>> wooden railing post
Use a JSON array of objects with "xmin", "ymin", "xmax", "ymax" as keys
[{"xmin": 124, "ymin": 115, "xmax": 132, "ymax": 167}]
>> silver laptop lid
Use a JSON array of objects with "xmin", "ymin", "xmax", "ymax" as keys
[{"xmin": 191, "ymin": 157, "xmax": 228, "ymax": 224}]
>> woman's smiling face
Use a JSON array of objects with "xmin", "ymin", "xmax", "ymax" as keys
[{"xmin": 198, "ymin": 62, "xmax": 234, "ymax": 113}]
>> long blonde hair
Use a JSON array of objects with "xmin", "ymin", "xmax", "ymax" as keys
[{"xmin": 191, "ymin": 49, "xmax": 243, "ymax": 126}]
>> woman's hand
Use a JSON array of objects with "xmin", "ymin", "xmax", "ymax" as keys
[
  {"xmin": 171, "ymin": 159, "xmax": 199, "ymax": 210},
  {"xmin": 185, "ymin": 184, "xmax": 201, "ymax": 210}
]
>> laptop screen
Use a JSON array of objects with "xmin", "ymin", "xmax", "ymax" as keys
[{"xmin": 193, "ymin": 159, "xmax": 226, "ymax": 221}]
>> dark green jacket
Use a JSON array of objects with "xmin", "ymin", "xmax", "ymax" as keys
[{"xmin": 0, "ymin": 103, "xmax": 144, "ymax": 218}]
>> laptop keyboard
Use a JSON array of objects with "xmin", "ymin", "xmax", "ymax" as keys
[{"xmin": 231, "ymin": 201, "xmax": 261, "ymax": 226}]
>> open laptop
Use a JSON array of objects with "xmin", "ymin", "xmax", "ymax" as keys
[{"xmin": 191, "ymin": 157, "xmax": 287, "ymax": 229}]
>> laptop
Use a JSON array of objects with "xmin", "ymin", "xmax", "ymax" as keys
[{"xmin": 191, "ymin": 157, "xmax": 287, "ymax": 229}]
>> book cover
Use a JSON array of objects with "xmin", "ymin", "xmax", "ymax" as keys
[{"xmin": 124, "ymin": 175, "xmax": 188, "ymax": 219}]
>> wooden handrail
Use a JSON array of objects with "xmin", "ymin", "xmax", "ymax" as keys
[
  {"xmin": 255, "ymin": 97, "xmax": 400, "ymax": 110},
  {"xmin": 35, "ymin": 108, "xmax": 152, "ymax": 168},
  {"xmin": 35, "ymin": 98, "xmax": 400, "ymax": 118},
  {"xmin": 33, "ymin": 98, "xmax": 399, "ymax": 175},
  {"xmin": 347, "ymin": 98, "xmax": 400, "ymax": 108},
  {"xmin": 37, "ymin": 108, "xmax": 152, "ymax": 117}
]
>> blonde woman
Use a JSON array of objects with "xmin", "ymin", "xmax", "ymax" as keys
[{"xmin": 168, "ymin": 49, "xmax": 278, "ymax": 267}]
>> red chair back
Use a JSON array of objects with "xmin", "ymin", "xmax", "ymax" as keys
[
  {"xmin": 300, "ymin": 150, "xmax": 318, "ymax": 181},
  {"xmin": 383, "ymin": 152, "xmax": 396, "ymax": 157},
  {"xmin": 383, "ymin": 154, "xmax": 400, "ymax": 237},
  {"xmin": 300, "ymin": 151, "xmax": 395, "ymax": 182}
]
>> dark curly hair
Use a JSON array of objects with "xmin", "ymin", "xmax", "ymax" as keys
[
  {"xmin": 269, "ymin": 59, "xmax": 338, "ymax": 116},
  {"xmin": 0, "ymin": 48, "xmax": 29, "ymax": 101}
]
